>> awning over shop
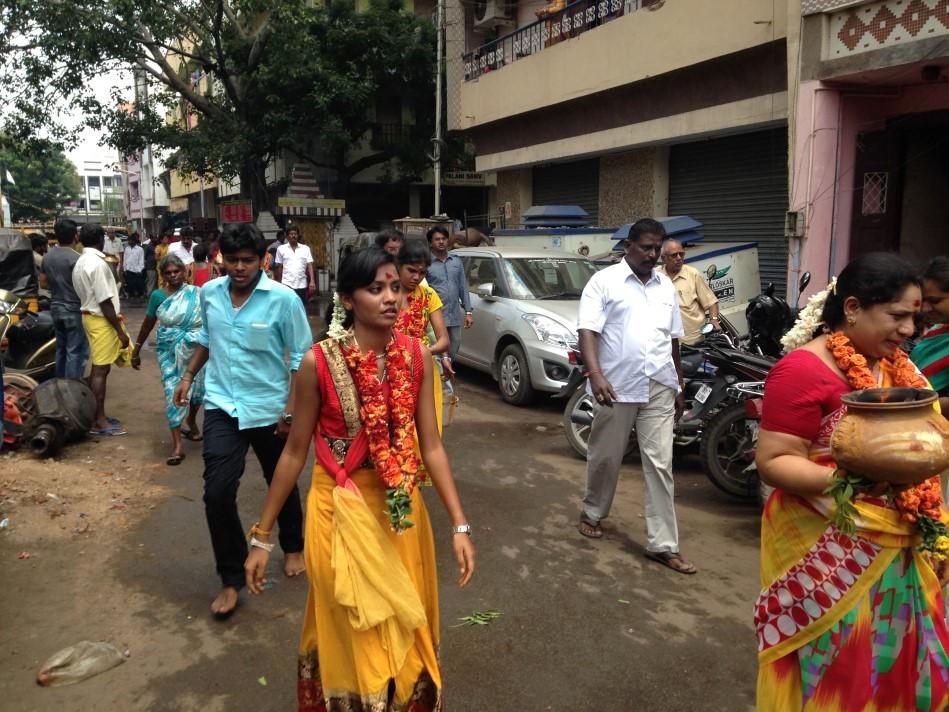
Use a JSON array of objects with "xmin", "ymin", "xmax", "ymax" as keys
[{"xmin": 276, "ymin": 163, "xmax": 345, "ymax": 218}]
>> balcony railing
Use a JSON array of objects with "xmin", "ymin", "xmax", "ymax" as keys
[
  {"xmin": 463, "ymin": 0, "xmax": 657, "ymax": 81},
  {"xmin": 370, "ymin": 123, "xmax": 411, "ymax": 150}
]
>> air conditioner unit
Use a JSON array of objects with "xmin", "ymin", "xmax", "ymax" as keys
[{"xmin": 474, "ymin": 0, "xmax": 514, "ymax": 32}]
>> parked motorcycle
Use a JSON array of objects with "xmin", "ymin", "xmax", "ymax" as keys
[
  {"xmin": 745, "ymin": 272, "xmax": 812, "ymax": 358},
  {"xmin": 0, "ymin": 289, "xmax": 56, "ymax": 382},
  {"xmin": 561, "ymin": 329, "xmax": 733, "ymax": 460}
]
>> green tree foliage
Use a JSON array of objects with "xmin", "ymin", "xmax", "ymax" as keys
[
  {"xmin": 0, "ymin": 0, "xmax": 445, "ymax": 211},
  {"xmin": 0, "ymin": 135, "xmax": 81, "ymax": 222}
]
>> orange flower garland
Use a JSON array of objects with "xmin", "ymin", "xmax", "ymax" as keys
[
  {"xmin": 395, "ymin": 291, "xmax": 426, "ymax": 340},
  {"xmin": 826, "ymin": 331, "xmax": 948, "ymax": 559},
  {"xmin": 342, "ymin": 336, "xmax": 422, "ymax": 531}
]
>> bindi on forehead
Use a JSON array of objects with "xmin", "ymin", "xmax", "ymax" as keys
[
  {"xmin": 913, "ymin": 298, "xmax": 921, "ymax": 308},
  {"xmin": 384, "ymin": 271, "xmax": 396, "ymax": 280}
]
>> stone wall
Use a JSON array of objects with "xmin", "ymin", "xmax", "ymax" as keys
[
  {"xmin": 495, "ymin": 168, "xmax": 532, "ymax": 227},
  {"xmin": 597, "ymin": 147, "xmax": 669, "ymax": 226}
]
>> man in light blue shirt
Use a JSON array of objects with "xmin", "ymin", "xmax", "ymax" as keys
[
  {"xmin": 425, "ymin": 225, "xmax": 473, "ymax": 360},
  {"xmin": 174, "ymin": 223, "xmax": 312, "ymax": 617}
]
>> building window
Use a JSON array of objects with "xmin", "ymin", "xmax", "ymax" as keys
[
  {"xmin": 861, "ymin": 172, "xmax": 888, "ymax": 215},
  {"xmin": 103, "ymin": 176, "xmax": 112, "ymax": 188},
  {"xmin": 130, "ymin": 181, "xmax": 140, "ymax": 201},
  {"xmin": 113, "ymin": 175, "xmax": 123, "ymax": 187}
]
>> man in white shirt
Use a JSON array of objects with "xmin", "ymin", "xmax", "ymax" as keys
[
  {"xmin": 576, "ymin": 218, "xmax": 695, "ymax": 574},
  {"xmin": 274, "ymin": 226, "xmax": 315, "ymax": 304},
  {"xmin": 168, "ymin": 226, "xmax": 196, "ymax": 282},
  {"xmin": 72, "ymin": 223, "xmax": 132, "ymax": 436},
  {"xmin": 102, "ymin": 231, "xmax": 123, "ymax": 280},
  {"xmin": 122, "ymin": 233, "xmax": 146, "ymax": 301}
]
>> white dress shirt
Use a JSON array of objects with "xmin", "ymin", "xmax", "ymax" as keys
[
  {"xmin": 102, "ymin": 236, "xmax": 123, "ymax": 258},
  {"xmin": 274, "ymin": 242, "xmax": 313, "ymax": 289},
  {"xmin": 168, "ymin": 241, "xmax": 194, "ymax": 265},
  {"xmin": 577, "ymin": 259, "xmax": 684, "ymax": 403},
  {"xmin": 72, "ymin": 247, "xmax": 121, "ymax": 316},
  {"xmin": 123, "ymin": 245, "xmax": 145, "ymax": 273}
]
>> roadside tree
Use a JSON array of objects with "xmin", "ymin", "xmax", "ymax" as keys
[{"xmin": 0, "ymin": 135, "xmax": 81, "ymax": 222}]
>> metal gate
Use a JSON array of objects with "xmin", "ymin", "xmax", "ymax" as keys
[
  {"xmin": 669, "ymin": 128, "xmax": 788, "ymax": 296},
  {"xmin": 532, "ymin": 158, "xmax": 600, "ymax": 223}
]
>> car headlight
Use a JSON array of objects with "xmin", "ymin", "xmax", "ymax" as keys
[{"xmin": 522, "ymin": 314, "xmax": 577, "ymax": 350}]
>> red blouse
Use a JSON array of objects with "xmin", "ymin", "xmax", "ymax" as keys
[{"xmin": 760, "ymin": 350, "xmax": 851, "ymax": 443}]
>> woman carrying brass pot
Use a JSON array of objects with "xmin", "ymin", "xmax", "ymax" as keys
[{"xmin": 754, "ymin": 253, "xmax": 949, "ymax": 711}]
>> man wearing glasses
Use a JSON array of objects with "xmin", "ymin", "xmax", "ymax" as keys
[{"xmin": 658, "ymin": 238, "xmax": 720, "ymax": 346}]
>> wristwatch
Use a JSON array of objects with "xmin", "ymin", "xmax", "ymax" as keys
[
  {"xmin": 281, "ymin": 412, "xmax": 293, "ymax": 425},
  {"xmin": 452, "ymin": 524, "xmax": 472, "ymax": 536}
]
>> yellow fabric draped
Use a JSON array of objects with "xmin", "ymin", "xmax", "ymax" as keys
[
  {"xmin": 82, "ymin": 314, "xmax": 133, "ymax": 367},
  {"xmin": 301, "ymin": 465, "xmax": 441, "ymax": 706}
]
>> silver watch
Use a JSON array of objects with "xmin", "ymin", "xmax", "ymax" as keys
[
  {"xmin": 281, "ymin": 412, "xmax": 293, "ymax": 425},
  {"xmin": 452, "ymin": 524, "xmax": 472, "ymax": 536}
]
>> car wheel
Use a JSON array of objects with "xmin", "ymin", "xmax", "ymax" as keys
[{"xmin": 498, "ymin": 344, "xmax": 535, "ymax": 406}]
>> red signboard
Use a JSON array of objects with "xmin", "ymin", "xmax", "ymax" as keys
[{"xmin": 220, "ymin": 200, "xmax": 253, "ymax": 224}]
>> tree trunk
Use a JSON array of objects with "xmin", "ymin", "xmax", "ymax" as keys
[{"xmin": 240, "ymin": 157, "xmax": 270, "ymax": 217}]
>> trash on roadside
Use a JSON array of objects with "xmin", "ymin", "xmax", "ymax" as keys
[
  {"xmin": 453, "ymin": 609, "xmax": 503, "ymax": 627},
  {"xmin": 18, "ymin": 551, "xmax": 31, "ymax": 559},
  {"xmin": 36, "ymin": 641, "xmax": 126, "ymax": 686},
  {"xmin": 257, "ymin": 676, "xmax": 268, "ymax": 686},
  {"xmin": 0, "ymin": 517, "xmax": 9, "ymax": 529}
]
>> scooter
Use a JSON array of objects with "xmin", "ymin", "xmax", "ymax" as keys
[
  {"xmin": 0, "ymin": 289, "xmax": 56, "ymax": 383},
  {"xmin": 745, "ymin": 272, "xmax": 812, "ymax": 358}
]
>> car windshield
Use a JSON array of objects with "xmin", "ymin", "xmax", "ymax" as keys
[{"xmin": 501, "ymin": 257, "xmax": 597, "ymax": 300}]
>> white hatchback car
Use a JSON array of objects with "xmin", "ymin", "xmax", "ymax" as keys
[{"xmin": 452, "ymin": 247, "xmax": 597, "ymax": 405}]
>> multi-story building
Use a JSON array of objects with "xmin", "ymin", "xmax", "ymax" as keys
[
  {"xmin": 453, "ymin": 0, "xmax": 792, "ymax": 290},
  {"xmin": 66, "ymin": 153, "xmax": 127, "ymax": 226},
  {"xmin": 787, "ymin": 0, "xmax": 949, "ymax": 294}
]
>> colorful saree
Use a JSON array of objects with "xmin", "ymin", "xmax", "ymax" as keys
[
  {"xmin": 911, "ymin": 324, "xmax": 949, "ymax": 395},
  {"xmin": 298, "ymin": 335, "xmax": 442, "ymax": 712},
  {"xmin": 757, "ymin": 352, "xmax": 949, "ymax": 711},
  {"xmin": 155, "ymin": 285, "xmax": 205, "ymax": 428}
]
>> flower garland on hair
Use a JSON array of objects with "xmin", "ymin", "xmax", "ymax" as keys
[
  {"xmin": 781, "ymin": 278, "xmax": 836, "ymax": 352},
  {"xmin": 342, "ymin": 336, "xmax": 422, "ymax": 532},
  {"xmin": 824, "ymin": 331, "xmax": 949, "ymax": 562},
  {"xmin": 327, "ymin": 293, "xmax": 349, "ymax": 340}
]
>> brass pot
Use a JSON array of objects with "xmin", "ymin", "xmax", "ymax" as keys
[{"xmin": 831, "ymin": 388, "xmax": 949, "ymax": 484}]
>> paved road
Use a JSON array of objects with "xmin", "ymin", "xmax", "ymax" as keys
[{"xmin": 1, "ymin": 308, "xmax": 761, "ymax": 711}]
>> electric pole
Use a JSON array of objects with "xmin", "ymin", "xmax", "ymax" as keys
[{"xmin": 433, "ymin": 0, "xmax": 444, "ymax": 217}]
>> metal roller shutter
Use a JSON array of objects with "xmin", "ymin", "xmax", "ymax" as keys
[
  {"xmin": 669, "ymin": 128, "xmax": 789, "ymax": 296},
  {"xmin": 532, "ymin": 158, "xmax": 600, "ymax": 223}
]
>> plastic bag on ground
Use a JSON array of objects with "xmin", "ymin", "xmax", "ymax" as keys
[{"xmin": 36, "ymin": 641, "xmax": 126, "ymax": 687}]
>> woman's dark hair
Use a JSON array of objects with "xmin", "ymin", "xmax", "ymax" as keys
[
  {"xmin": 374, "ymin": 229, "xmax": 404, "ymax": 249},
  {"xmin": 337, "ymin": 248, "xmax": 396, "ymax": 329},
  {"xmin": 821, "ymin": 252, "xmax": 921, "ymax": 329},
  {"xmin": 397, "ymin": 239, "xmax": 432, "ymax": 267},
  {"xmin": 220, "ymin": 222, "xmax": 265, "ymax": 258},
  {"xmin": 923, "ymin": 255, "xmax": 949, "ymax": 292},
  {"xmin": 426, "ymin": 225, "xmax": 450, "ymax": 243},
  {"xmin": 193, "ymin": 243, "xmax": 209, "ymax": 261}
]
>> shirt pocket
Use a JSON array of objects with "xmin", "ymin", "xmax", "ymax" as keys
[
  {"xmin": 244, "ymin": 323, "xmax": 272, "ymax": 352},
  {"xmin": 652, "ymin": 297, "xmax": 675, "ymax": 336}
]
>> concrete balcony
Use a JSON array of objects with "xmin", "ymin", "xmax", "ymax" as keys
[{"xmin": 456, "ymin": 0, "xmax": 786, "ymax": 130}]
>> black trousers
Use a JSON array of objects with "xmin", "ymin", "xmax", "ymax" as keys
[{"xmin": 202, "ymin": 409, "xmax": 304, "ymax": 589}]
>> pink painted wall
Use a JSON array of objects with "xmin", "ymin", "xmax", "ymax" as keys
[{"xmin": 791, "ymin": 80, "xmax": 949, "ymax": 296}]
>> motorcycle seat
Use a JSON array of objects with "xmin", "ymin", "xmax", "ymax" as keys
[{"xmin": 717, "ymin": 347, "xmax": 776, "ymax": 371}]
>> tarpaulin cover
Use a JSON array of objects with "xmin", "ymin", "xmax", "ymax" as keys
[{"xmin": 0, "ymin": 229, "xmax": 38, "ymax": 296}]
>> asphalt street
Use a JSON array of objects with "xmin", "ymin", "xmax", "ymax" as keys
[{"xmin": 1, "ymin": 306, "xmax": 762, "ymax": 711}]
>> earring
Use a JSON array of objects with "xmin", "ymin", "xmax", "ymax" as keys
[{"xmin": 847, "ymin": 315, "xmax": 856, "ymax": 326}]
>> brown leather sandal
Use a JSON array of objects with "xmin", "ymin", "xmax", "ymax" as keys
[{"xmin": 645, "ymin": 550, "xmax": 697, "ymax": 574}]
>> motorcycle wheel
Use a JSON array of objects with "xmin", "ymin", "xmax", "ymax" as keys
[
  {"xmin": 700, "ymin": 403, "xmax": 759, "ymax": 500},
  {"xmin": 562, "ymin": 387, "xmax": 639, "ymax": 460}
]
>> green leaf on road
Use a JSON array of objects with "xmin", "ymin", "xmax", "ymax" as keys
[
  {"xmin": 257, "ymin": 676, "xmax": 268, "ymax": 687},
  {"xmin": 453, "ymin": 608, "xmax": 503, "ymax": 627}
]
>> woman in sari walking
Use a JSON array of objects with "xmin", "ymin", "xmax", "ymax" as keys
[
  {"xmin": 395, "ymin": 239, "xmax": 454, "ymax": 433},
  {"xmin": 245, "ymin": 247, "xmax": 475, "ymax": 711},
  {"xmin": 131, "ymin": 254, "xmax": 206, "ymax": 465},
  {"xmin": 755, "ymin": 253, "xmax": 949, "ymax": 711}
]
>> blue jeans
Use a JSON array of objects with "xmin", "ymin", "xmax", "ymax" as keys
[
  {"xmin": 51, "ymin": 305, "xmax": 89, "ymax": 379},
  {"xmin": 447, "ymin": 325, "xmax": 463, "ymax": 360}
]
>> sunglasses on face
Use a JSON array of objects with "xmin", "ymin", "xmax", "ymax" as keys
[{"xmin": 664, "ymin": 251, "xmax": 685, "ymax": 259}]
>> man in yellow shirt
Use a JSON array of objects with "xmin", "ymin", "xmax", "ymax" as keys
[{"xmin": 658, "ymin": 239, "xmax": 720, "ymax": 346}]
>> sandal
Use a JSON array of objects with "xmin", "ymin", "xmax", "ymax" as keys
[
  {"xmin": 181, "ymin": 429, "xmax": 203, "ymax": 442},
  {"xmin": 577, "ymin": 519, "xmax": 603, "ymax": 539},
  {"xmin": 166, "ymin": 453, "xmax": 185, "ymax": 466},
  {"xmin": 645, "ymin": 550, "xmax": 697, "ymax": 575},
  {"xmin": 89, "ymin": 425, "xmax": 127, "ymax": 437}
]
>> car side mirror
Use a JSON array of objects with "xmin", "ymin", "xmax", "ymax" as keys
[{"xmin": 477, "ymin": 282, "xmax": 497, "ymax": 300}]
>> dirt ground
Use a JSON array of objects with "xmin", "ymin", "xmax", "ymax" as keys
[{"xmin": 0, "ymin": 306, "xmax": 762, "ymax": 711}]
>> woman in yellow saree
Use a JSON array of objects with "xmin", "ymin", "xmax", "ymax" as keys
[
  {"xmin": 394, "ymin": 239, "xmax": 455, "ymax": 434},
  {"xmin": 244, "ymin": 248, "xmax": 476, "ymax": 711},
  {"xmin": 756, "ymin": 253, "xmax": 949, "ymax": 712}
]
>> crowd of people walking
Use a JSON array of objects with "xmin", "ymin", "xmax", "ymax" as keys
[{"xmin": 21, "ymin": 210, "xmax": 949, "ymax": 711}]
